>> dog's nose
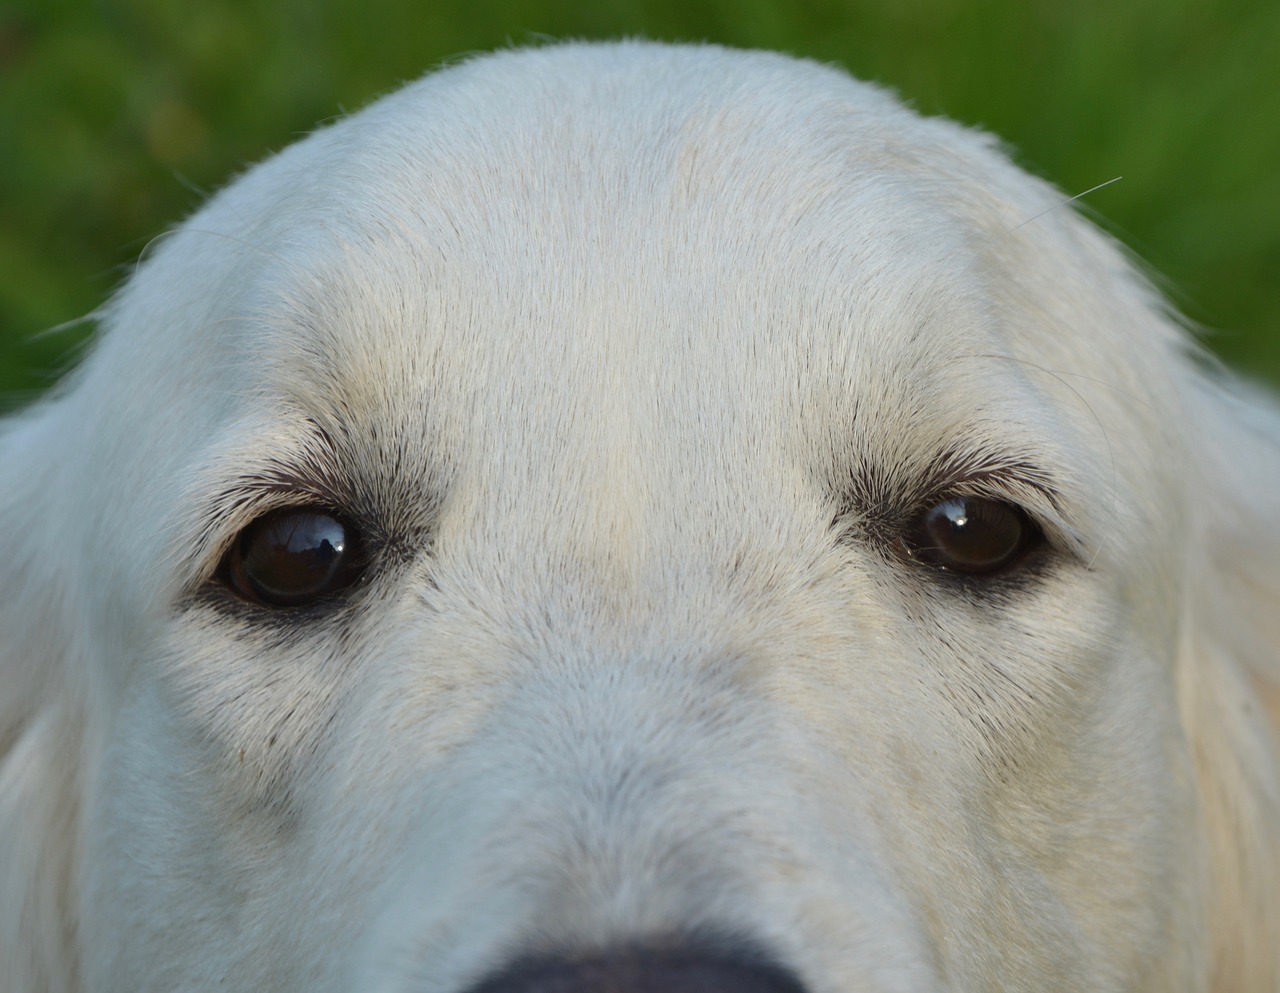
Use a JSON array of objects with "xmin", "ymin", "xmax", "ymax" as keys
[{"xmin": 464, "ymin": 944, "xmax": 808, "ymax": 993}]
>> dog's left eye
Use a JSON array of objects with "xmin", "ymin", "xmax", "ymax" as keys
[
  {"xmin": 221, "ymin": 509, "xmax": 365, "ymax": 607},
  {"xmin": 902, "ymin": 496, "xmax": 1041, "ymax": 575}
]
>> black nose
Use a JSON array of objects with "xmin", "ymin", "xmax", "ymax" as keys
[{"xmin": 462, "ymin": 943, "xmax": 808, "ymax": 993}]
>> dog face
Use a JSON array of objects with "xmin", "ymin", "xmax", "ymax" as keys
[{"xmin": 2, "ymin": 42, "xmax": 1277, "ymax": 993}]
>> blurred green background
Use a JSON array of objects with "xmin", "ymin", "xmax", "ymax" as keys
[{"xmin": 2, "ymin": 0, "xmax": 1278, "ymax": 403}]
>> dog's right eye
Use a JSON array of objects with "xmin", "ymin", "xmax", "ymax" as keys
[{"xmin": 221, "ymin": 509, "xmax": 365, "ymax": 608}]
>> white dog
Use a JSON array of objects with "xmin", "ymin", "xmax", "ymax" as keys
[{"xmin": 1, "ymin": 41, "xmax": 1277, "ymax": 993}]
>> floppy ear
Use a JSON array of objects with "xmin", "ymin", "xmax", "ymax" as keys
[
  {"xmin": 1178, "ymin": 370, "xmax": 1280, "ymax": 992},
  {"xmin": 0, "ymin": 402, "xmax": 85, "ymax": 993}
]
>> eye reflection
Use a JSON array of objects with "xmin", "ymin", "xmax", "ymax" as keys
[
  {"xmin": 222, "ymin": 509, "xmax": 364, "ymax": 607},
  {"xmin": 904, "ymin": 496, "xmax": 1039, "ymax": 575}
]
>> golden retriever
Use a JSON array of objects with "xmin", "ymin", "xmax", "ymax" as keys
[{"xmin": 1, "ymin": 42, "xmax": 1277, "ymax": 993}]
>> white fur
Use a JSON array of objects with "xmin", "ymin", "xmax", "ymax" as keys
[{"xmin": 2, "ymin": 41, "xmax": 1277, "ymax": 993}]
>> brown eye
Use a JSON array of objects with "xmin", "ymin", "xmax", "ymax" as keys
[
  {"xmin": 223, "ymin": 509, "xmax": 364, "ymax": 607},
  {"xmin": 904, "ymin": 496, "xmax": 1040, "ymax": 575}
]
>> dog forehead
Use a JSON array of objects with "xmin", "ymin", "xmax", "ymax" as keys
[
  {"xmin": 90, "ymin": 44, "xmax": 1071, "ymax": 449},
  {"xmin": 228, "ymin": 47, "xmax": 1014, "ymax": 449}
]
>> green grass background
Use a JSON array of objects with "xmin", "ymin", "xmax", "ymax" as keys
[{"xmin": 2, "ymin": 0, "xmax": 1278, "ymax": 401}]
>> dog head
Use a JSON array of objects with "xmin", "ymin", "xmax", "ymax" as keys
[{"xmin": 2, "ymin": 42, "xmax": 1277, "ymax": 993}]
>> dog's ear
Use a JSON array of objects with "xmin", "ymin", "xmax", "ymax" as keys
[
  {"xmin": 0, "ymin": 402, "xmax": 85, "ymax": 993},
  {"xmin": 1178, "ymin": 371, "xmax": 1280, "ymax": 992}
]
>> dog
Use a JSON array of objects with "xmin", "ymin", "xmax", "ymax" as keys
[{"xmin": 1, "ymin": 41, "xmax": 1277, "ymax": 993}]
